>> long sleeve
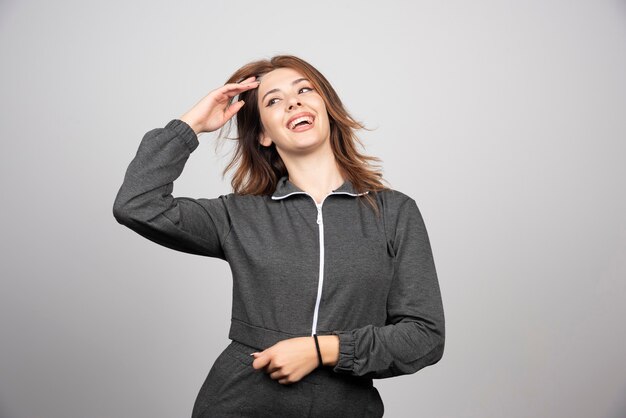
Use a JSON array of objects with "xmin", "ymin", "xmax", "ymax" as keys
[
  {"xmin": 112, "ymin": 119, "xmax": 232, "ymax": 260},
  {"xmin": 331, "ymin": 198, "xmax": 445, "ymax": 379}
]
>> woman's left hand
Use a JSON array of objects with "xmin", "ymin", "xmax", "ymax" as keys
[{"xmin": 250, "ymin": 337, "xmax": 319, "ymax": 385}]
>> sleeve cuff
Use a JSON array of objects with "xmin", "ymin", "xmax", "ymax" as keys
[
  {"xmin": 165, "ymin": 119, "xmax": 199, "ymax": 152},
  {"xmin": 331, "ymin": 330, "xmax": 356, "ymax": 374}
]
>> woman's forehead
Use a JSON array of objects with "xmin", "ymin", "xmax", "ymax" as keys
[{"xmin": 257, "ymin": 67, "xmax": 306, "ymax": 90}]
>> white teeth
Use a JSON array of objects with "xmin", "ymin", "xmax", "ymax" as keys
[{"xmin": 288, "ymin": 116, "xmax": 314, "ymax": 130}]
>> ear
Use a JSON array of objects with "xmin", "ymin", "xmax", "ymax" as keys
[{"xmin": 258, "ymin": 131, "xmax": 273, "ymax": 147}]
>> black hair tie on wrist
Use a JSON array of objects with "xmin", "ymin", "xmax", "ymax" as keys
[{"xmin": 313, "ymin": 334, "xmax": 323, "ymax": 368}]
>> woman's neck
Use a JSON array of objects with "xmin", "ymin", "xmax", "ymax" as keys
[{"xmin": 280, "ymin": 146, "xmax": 345, "ymax": 205}]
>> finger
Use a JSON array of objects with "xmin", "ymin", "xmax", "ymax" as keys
[
  {"xmin": 223, "ymin": 100, "xmax": 245, "ymax": 120},
  {"xmin": 206, "ymin": 79, "xmax": 259, "ymax": 102},
  {"xmin": 221, "ymin": 81, "xmax": 260, "ymax": 93},
  {"xmin": 252, "ymin": 352, "xmax": 270, "ymax": 370},
  {"xmin": 270, "ymin": 370, "xmax": 284, "ymax": 380},
  {"xmin": 239, "ymin": 76, "xmax": 257, "ymax": 83},
  {"xmin": 216, "ymin": 82, "xmax": 260, "ymax": 101},
  {"xmin": 266, "ymin": 365, "xmax": 280, "ymax": 374}
]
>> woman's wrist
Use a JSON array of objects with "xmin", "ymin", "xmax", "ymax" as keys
[
  {"xmin": 317, "ymin": 335, "xmax": 340, "ymax": 366},
  {"xmin": 179, "ymin": 114, "xmax": 201, "ymax": 135}
]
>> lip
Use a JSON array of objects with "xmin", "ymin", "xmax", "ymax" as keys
[{"xmin": 286, "ymin": 112, "xmax": 316, "ymax": 130}]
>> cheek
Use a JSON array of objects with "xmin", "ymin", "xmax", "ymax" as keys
[
  {"xmin": 265, "ymin": 114, "xmax": 283, "ymax": 133},
  {"xmin": 316, "ymin": 105, "xmax": 331, "ymax": 128},
  {"xmin": 312, "ymin": 97, "xmax": 330, "ymax": 122}
]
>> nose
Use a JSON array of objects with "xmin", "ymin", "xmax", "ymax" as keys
[{"xmin": 287, "ymin": 96, "xmax": 302, "ymax": 110}]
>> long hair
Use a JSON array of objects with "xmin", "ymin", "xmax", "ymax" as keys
[{"xmin": 217, "ymin": 55, "xmax": 389, "ymax": 214}]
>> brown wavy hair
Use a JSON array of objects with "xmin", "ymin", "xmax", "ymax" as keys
[{"xmin": 217, "ymin": 55, "xmax": 389, "ymax": 214}]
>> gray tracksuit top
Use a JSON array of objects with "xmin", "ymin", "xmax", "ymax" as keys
[{"xmin": 112, "ymin": 119, "xmax": 445, "ymax": 380}]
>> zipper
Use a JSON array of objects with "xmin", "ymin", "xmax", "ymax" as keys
[
  {"xmin": 311, "ymin": 201, "xmax": 324, "ymax": 335},
  {"xmin": 271, "ymin": 188, "xmax": 369, "ymax": 336},
  {"xmin": 277, "ymin": 192, "xmax": 330, "ymax": 336}
]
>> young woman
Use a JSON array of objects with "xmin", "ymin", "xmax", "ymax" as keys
[{"xmin": 113, "ymin": 55, "xmax": 445, "ymax": 418}]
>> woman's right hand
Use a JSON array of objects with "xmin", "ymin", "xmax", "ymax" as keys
[{"xmin": 179, "ymin": 76, "xmax": 260, "ymax": 135}]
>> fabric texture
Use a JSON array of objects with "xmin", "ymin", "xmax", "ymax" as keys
[
  {"xmin": 112, "ymin": 119, "xmax": 445, "ymax": 414},
  {"xmin": 191, "ymin": 340, "xmax": 384, "ymax": 418}
]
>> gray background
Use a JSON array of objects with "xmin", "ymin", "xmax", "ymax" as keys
[{"xmin": 1, "ymin": 0, "xmax": 625, "ymax": 417}]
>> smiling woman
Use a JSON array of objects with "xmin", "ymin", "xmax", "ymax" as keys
[
  {"xmin": 257, "ymin": 69, "xmax": 331, "ymax": 156},
  {"xmin": 112, "ymin": 54, "xmax": 445, "ymax": 418},
  {"xmin": 217, "ymin": 55, "xmax": 388, "ymax": 207}
]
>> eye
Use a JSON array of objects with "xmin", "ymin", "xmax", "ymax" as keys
[{"xmin": 266, "ymin": 86, "xmax": 314, "ymax": 107}]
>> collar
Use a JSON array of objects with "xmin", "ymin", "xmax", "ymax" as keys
[{"xmin": 271, "ymin": 175, "xmax": 369, "ymax": 200}]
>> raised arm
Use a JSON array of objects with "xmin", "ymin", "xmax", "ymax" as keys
[{"xmin": 112, "ymin": 77, "xmax": 260, "ymax": 259}]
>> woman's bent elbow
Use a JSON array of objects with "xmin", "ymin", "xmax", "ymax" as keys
[
  {"xmin": 112, "ymin": 200, "xmax": 134, "ymax": 225},
  {"xmin": 430, "ymin": 335, "xmax": 445, "ymax": 365},
  {"xmin": 410, "ymin": 335, "xmax": 445, "ymax": 375}
]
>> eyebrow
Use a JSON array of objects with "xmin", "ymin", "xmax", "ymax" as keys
[{"xmin": 261, "ymin": 78, "xmax": 309, "ymax": 103}]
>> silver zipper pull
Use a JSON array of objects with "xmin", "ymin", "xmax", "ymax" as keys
[{"xmin": 316, "ymin": 206, "xmax": 322, "ymax": 224}]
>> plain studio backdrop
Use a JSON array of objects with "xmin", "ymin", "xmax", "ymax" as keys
[{"xmin": 1, "ymin": 0, "xmax": 625, "ymax": 417}]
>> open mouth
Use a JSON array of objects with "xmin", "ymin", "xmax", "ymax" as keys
[{"xmin": 287, "ymin": 113, "xmax": 315, "ymax": 132}]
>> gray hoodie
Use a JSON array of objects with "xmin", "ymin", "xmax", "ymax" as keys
[{"xmin": 112, "ymin": 119, "xmax": 445, "ymax": 380}]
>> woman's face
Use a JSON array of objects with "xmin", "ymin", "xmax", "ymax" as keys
[{"xmin": 256, "ymin": 67, "xmax": 331, "ymax": 157}]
